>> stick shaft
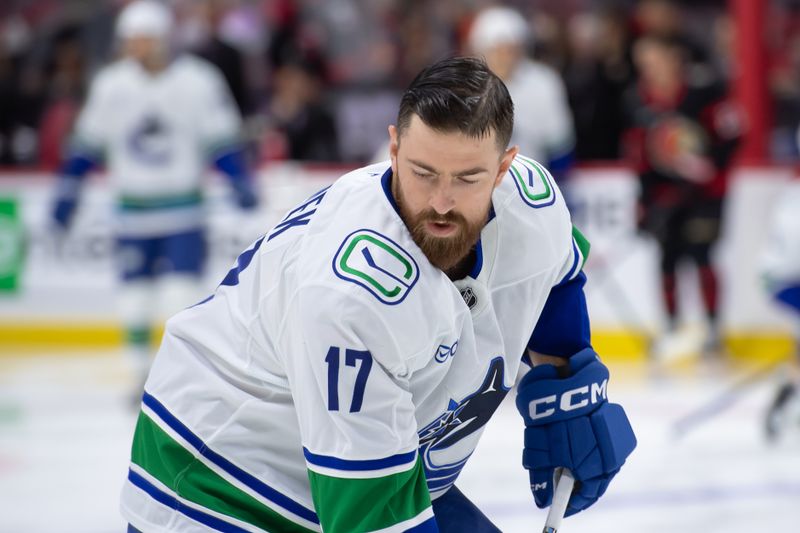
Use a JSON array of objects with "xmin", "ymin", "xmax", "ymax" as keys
[{"xmin": 542, "ymin": 469, "xmax": 574, "ymax": 533}]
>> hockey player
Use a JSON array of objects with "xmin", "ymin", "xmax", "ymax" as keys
[
  {"xmin": 468, "ymin": 6, "xmax": 575, "ymax": 182},
  {"xmin": 761, "ymin": 177, "xmax": 800, "ymax": 440},
  {"xmin": 121, "ymin": 57, "xmax": 635, "ymax": 532},
  {"xmin": 51, "ymin": 0, "xmax": 258, "ymax": 391},
  {"xmin": 623, "ymin": 34, "xmax": 742, "ymax": 358}
]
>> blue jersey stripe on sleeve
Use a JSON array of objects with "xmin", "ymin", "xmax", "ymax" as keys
[{"xmin": 303, "ymin": 447, "xmax": 417, "ymax": 472}]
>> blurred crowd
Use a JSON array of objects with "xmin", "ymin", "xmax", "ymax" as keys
[{"xmin": 3, "ymin": 0, "xmax": 800, "ymax": 168}]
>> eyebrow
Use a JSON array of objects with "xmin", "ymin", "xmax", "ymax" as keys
[{"xmin": 407, "ymin": 159, "xmax": 488, "ymax": 178}]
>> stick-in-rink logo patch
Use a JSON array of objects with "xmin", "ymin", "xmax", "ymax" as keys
[{"xmin": 333, "ymin": 229, "xmax": 419, "ymax": 305}]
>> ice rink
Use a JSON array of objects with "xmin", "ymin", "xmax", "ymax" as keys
[{"xmin": 1, "ymin": 351, "xmax": 799, "ymax": 533}]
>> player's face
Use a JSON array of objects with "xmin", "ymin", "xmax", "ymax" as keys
[
  {"xmin": 123, "ymin": 36, "xmax": 167, "ymax": 71},
  {"xmin": 634, "ymin": 40, "xmax": 682, "ymax": 90},
  {"xmin": 482, "ymin": 43, "xmax": 522, "ymax": 81},
  {"xmin": 389, "ymin": 115, "xmax": 518, "ymax": 273}
]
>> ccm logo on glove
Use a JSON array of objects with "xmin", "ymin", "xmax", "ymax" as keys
[{"xmin": 528, "ymin": 379, "xmax": 608, "ymax": 420}]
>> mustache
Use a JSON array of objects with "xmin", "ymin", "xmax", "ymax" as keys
[{"xmin": 418, "ymin": 210, "xmax": 467, "ymax": 225}]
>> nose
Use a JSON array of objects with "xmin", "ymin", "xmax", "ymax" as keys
[{"xmin": 429, "ymin": 181, "xmax": 455, "ymax": 215}]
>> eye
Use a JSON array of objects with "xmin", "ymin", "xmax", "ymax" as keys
[
  {"xmin": 457, "ymin": 177, "xmax": 479, "ymax": 185},
  {"xmin": 413, "ymin": 170, "xmax": 433, "ymax": 180}
]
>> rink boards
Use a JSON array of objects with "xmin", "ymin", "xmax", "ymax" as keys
[{"xmin": 0, "ymin": 163, "xmax": 795, "ymax": 360}]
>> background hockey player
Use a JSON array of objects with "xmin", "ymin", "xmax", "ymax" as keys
[
  {"xmin": 468, "ymin": 6, "xmax": 576, "ymax": 184},
  {"xmin": 120, "ymin": 56, "xmax": 635, "ymax": 532},
  {"xmin": 623, "ymin": 33, "xmax": 742, "ymax": 358},
  {"xmin": 50, "ymin": 0, "xmax": 258, "ymax": 394},
  {"xmin": 761, "ymin": 175, "xmax": 800, "ymax": 440}
]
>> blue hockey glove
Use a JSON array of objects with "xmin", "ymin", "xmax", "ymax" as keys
[
  {"xmin": 214, "ymin": 147, "xmax": 259, "ymax": 210},
  {"xmin": 232, "ymin": 180, "xmax": 258, "ymax": 210},
  {"xmin": 515, "ymin": 348, "xmax": 636, "ymax": 516}
]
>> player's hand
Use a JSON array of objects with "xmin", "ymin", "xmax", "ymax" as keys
[
  {"xmin": 233, "ymin": 181, "xmax": 258, "ymax": 210},
  {"xmin": 52, "ymin": 197, "xmax": 76, "ymax": 230},
  {"xmin": 515, "ymin": 348, "xmax": 636, "ymax": 516}
]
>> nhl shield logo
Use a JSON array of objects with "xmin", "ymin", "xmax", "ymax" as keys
[{"xmin": 460, "ymin": 286, "xmax": 477, "ymax": 309}]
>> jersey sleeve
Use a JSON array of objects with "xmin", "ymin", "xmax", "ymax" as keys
[
  {"xmin": 761, "ymin": 187, "xmax": 800, "ymax": 291},
  {"xmin": 71, "ymin": 73, "xmax": 110, "ymax": 158},
  {"xmin": 280, "ymin": 285, "xmax": 437, "ymax": 533},
  {"xmin": 195, "ymin": 63, "xmax": 243, "ymax": 157},
  {"xmin": 528, "ymin": 226, "xmax": 592, "ymax": 358}
]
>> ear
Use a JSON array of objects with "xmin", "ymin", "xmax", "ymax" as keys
[
  {"xmin": 495, "ymin": 145, "xmax": 519, "ymax": 187},
  {"xmin": 388, "ymin": 125, "xmax": 399, "ymax": 174}
]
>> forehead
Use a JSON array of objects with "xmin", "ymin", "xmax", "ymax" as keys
[{"xmin": 398, "ymin": 115, "xmax": 501, "ymax": 166}]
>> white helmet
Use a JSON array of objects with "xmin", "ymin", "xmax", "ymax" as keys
[
  {"xmin": 468, "ymin": 7, "xmax": 530, "ymax": 53},
  {"xmin": 116, "ymin": 0, "xmax": 173, "ymax": 39}
]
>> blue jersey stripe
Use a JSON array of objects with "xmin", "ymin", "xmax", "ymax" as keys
[
  {"xmin": 128, "ymin": 469, "xmax": 252, "ymax": 533},
  {"xmin": 142, "ymin": 392, "xmax": 319, "ymax": 524},
  {"xmin": 559, "ymin": 239, "xmax": 580, "ymax": 285},
  {"xmin": 303, "ymin": 447, "xmax": 417, "ymax": 472}
]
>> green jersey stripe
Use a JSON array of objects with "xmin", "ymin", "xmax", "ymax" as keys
[
  {"xmin": 307, "ymin": 455, "xmax": 432, "ymax": 532},
  {"xmin": 571, "ymin": 225, "xmax": 591, "ymax": 268},
  {"xmin": 119, "ymin": 191, "xmax": 203, "ymax": 211},
  {"xmin": 131, "ymin": 411, "xmax": 318, "ymax": 533}
]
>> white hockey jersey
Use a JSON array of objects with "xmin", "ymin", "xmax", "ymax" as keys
[
  {"xmin": 120, "ymin": 156, "xmax": 587, "ymax": 532},
  {"xmin": 74, "ymin": 55, "xmax": 241, "ymax": 236},
  {"xmin": 761, "ymin": 179, "xmax": 800, "ymax": 288},
  {"xmin": 505, "ymin": 60, "xmax": 574, "ymax": 165}
]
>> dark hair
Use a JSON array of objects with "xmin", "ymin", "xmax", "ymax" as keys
[{"xmin": 397, "ymin": 56, "xmax": 514, "ymax": 150}]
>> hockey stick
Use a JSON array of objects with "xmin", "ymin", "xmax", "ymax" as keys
[
  {"xmin": 671, "ymin": 360, "xmax": 783, "ymax": 439},
  {"xmin": 542, "ymin": 468, "xmax": 575, "ymax": 533}
]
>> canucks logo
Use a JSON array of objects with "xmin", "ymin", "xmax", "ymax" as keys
[
  {"xmin": 418, "ymin": 358, "xmax": 509, "ymax": 493},
  {"xmin": 333, "ymin": 229, "xmax": 419, "ymax": 305},
  {"xmin": 127, "ymin": 113, "xmax": 172, "ymax": 165},
  {"xmin": 509, "ymin": 156, "xmax": 556, "ymax": 208}
]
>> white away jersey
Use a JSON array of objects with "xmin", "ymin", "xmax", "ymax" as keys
[
  {"xmin": 74, "ymin": 55, "xmax": 241, "ymax": 236},
  {"xmin": 121, "ymin": 156, "xmax": 586, "ymax": 532},
  {"xmin": 505, "ymin": 60, "xmax": 574, "ymax": 165},
  {"xmin": 761, "ymin": 179, "xmax": 800, "ymax": 289}
]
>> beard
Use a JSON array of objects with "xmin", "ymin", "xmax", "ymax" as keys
[{"xmin": 393, "ymin": 179, "xmax": 488, "ymax": 273}]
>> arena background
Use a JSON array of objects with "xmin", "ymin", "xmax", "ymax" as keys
[{"xmin": 1, "ymin": 1, "xmax": 799, "ymax": 532}]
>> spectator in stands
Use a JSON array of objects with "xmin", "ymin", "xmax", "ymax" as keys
[
  {"xmin": 179, "ymin": 0, "xmax": 251, "ymax": 116},
  {"xmin": 563, "ymin": 7, "xmax": 634, "ymax": 160},
  {"xmin": 631, "ymin": 0, "xmax": 716, "ymax": 84},
  {"xmin": 468, "ymin": 6, "xmax": 575, "ymax": 182},
  {"xmin": 38, "ymin": 25, "xmax": 87, "ymax": 170},
  {"xmin": 623, "ymin": 34, "xmax": 743, "ymax": 358},
  {"xmin": 260, "ymin": 51, "xmax": 339, "ymax": 162}
]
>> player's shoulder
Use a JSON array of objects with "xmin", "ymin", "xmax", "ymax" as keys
[
  {"xmin": 90, "ymin": 59, "xmax": 138, "ymax": 89},
  {"xmin": 296, "ymin": 162, "xmax": 423, "ymax": 301},
  {"xmin": 298, "ymin": 166, "xmax": 448, "ymax": 313},
  {"xmin": 515, "ymin": 59, "xmax": 565, "ymax": 90},
  {"xmin": 495, "ymin": 155, "xmax": 568, "ymax": 215},
  {"xmin": 492, "ymin": 154, "xmax": 573, "ymax": 270},
  {"xmin": 172, "ymin": 54, "xmax": 227, "ymax": 84}
]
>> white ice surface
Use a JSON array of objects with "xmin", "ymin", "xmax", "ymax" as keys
[{"xmin": 1, "ymin": 354, "xmax": 798, "ymax": 533}]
